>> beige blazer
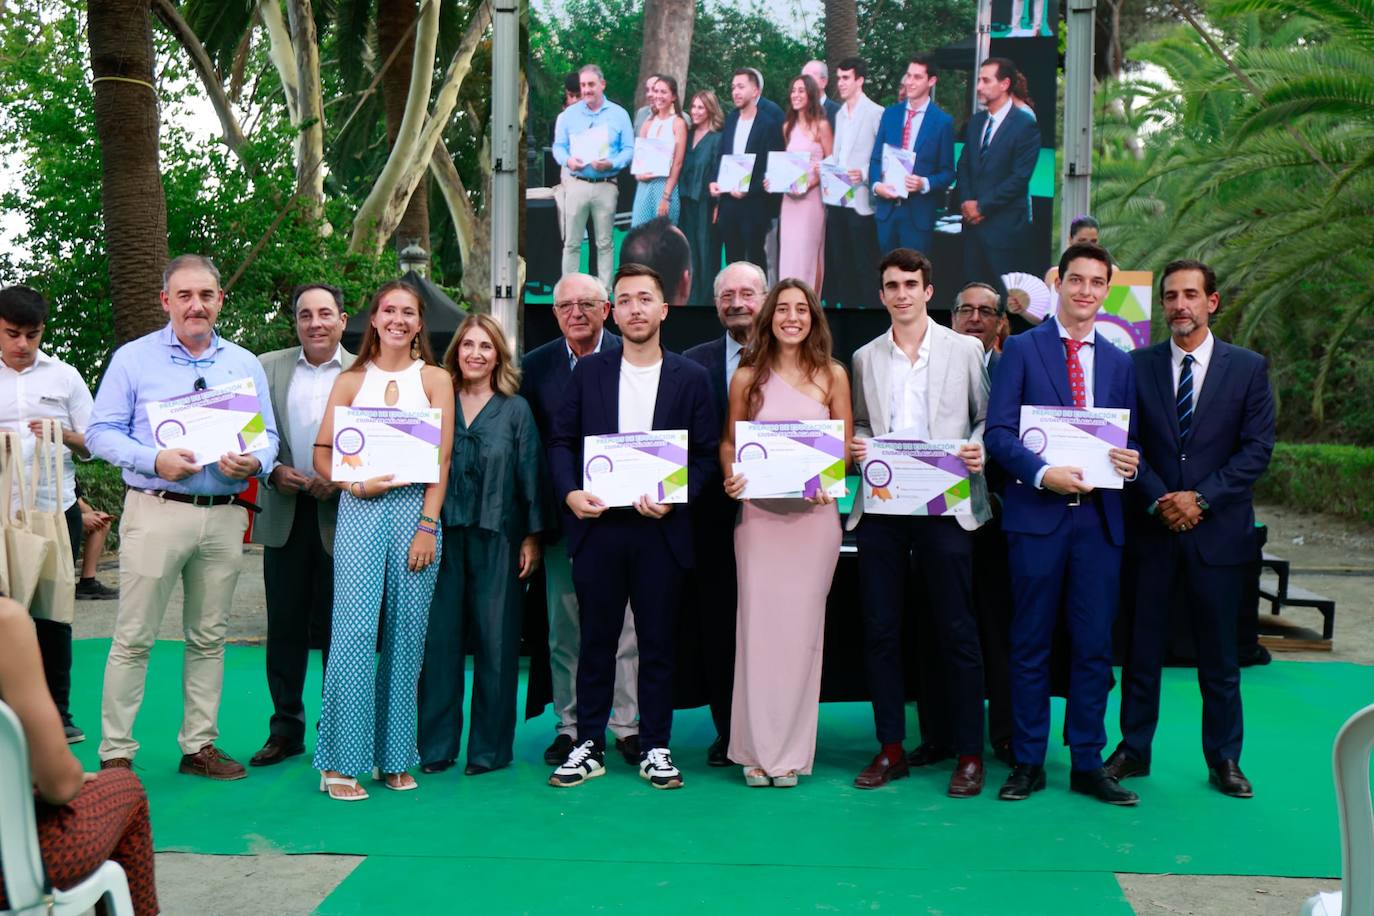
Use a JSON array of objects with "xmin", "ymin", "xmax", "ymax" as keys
[
  {"xmin": 847, "ymin": 321, "xmax": 992, "ymax": 532},
  {"xmin": 250, "ymin": 345, "xmax": 356, "ymax": 552}
]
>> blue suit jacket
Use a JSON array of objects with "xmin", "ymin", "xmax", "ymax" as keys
[
  {"xmin": 985, "ymin": 320, "xmax": 1139, "ymax": 546},
  {"xmin": 519, "ymin": 331, "xmax": 622, "ymax": 446},
  {"xmin": 1129, "ymin": 338, "xmax": 1275, "ymax": 565},
  {"xmin": 955, "ymin": 105, "xmax": 1039, "ymax": 246},
  {"xmin": 548, "ymin": 349, "xmax": 720, "ymax": 567},
  {"xmin": 715, "ymin": 106, "xmax": 785, "ymax": 218},
  {"xmin": 868, "ymin": 101, "xmax": 955, "ymax": 230}
]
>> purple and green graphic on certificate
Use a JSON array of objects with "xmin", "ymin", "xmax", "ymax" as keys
[
  {"xmin": 582, "ymin": 430, "xmax": 690, "ymax": 507},
  {"xmin": 733, "ymin": 419, "xmax": 847, "ymax": 500},
  {"xmin": 1019, "ymin": 405, "xmax": 1131, "ymax": 490},
  {"xmin": 331, "ymin": 406, "xmax": 443, "ymax": 484},
  {"xmin": 862, "ymin": 438, "xmax": 973, "ymax": 517},
  {"xmin": 145, "ymin": 377, "xmax": 269, "ymax": 466}
]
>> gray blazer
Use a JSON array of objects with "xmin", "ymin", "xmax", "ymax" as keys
[
  {"xmin": 848, "ymin": 320, "xmax": 992, "ymax": 532},
  {"xmin": 251, "ymin": 345, "xmax": 357, "ymax": 552}
]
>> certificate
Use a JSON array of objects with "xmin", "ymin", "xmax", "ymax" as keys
[
  {"xmin": 630, "ymin": 136, "xmax": 674, "ymax": 177},
  {"xmin": 765, "ymin": 150, "xmax": 812, "ymax": 194},
  {"xmin": 146, "ymin": 377, "xmax": 268, "ymax": 466},
  {"xmin": 881, "ymin": 144, "xmax": 916, "ymax": 199},
  {"xmin": 1019, "ymin": 406, "xmax": 1130, "ymax": 490},
  {"xmin": 862, "ymin": 438, "xmax": 972, "ymax": 516},
  {"xmin": 570, "ymin": 125, "xmax": 610, "ymax": 163},
  {"xmin": 820, "ymin": 161, "xmax": 858, "ymax": 207},
  {"xmin": 331, "ymin": 406, "xmax": 443, "ymax": 483},
  {"xmin": 716, "ymin": 154, "xmax": 756, "ymax": 193},
  {"xmin": 732, "ymin": 419, "xmax": 846, "ymax": 499},
  {"xmin": 583, "ymin": 430, "xmax": 689, "ymax": 507}
]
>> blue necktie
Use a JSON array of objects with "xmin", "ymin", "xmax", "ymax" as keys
[
  {"xmin": 980, "ymin": 116, "xmax": 995, "ymax": 154},
  {"xmin": 1177, "ymin": 354, "xmax": 1195, "ymax": 441}
]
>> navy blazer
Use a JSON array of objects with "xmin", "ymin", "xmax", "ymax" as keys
[
  {"xmin": 548, "ymin": 349, "xmax": 720, "ymax": 567},
  {"xmin": 715, "ymin": 106, "xmax": 785, "ymax": 216},
  {"xmin": 868, "ymin": 101, "xmax": 956, "ymax": 230},
  {"xmin": 1130, "ymin": 338, "xmax": 1275, "ymax": 565},
  {"xmin": 985, "ymin": 319, "xmax": 1139, "ymax": 546},
  {"xmin": 682, "ymin": 335, "xmax": 729, "ymax": 422},
  {"xmin": 519, "ymin": 330, "xmax": 622, "ymax": 446},
  {"xmin": 955, "ymin": 105, "xmax": 1039, "ymax": 246}
]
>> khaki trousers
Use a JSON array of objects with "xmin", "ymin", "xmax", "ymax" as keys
[
  {"xmin": 560, "ymin": 176, "xmax": 618, "ymax": 291},
  {"xmin": 99, "ymin": 490, "xmax": 248, "ymax": 760}
]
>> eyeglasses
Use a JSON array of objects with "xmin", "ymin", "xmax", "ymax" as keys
[
  {"xmin": 953, "ymin": 305, "xmax": 1003, "ymax": 320},
  {"xmin": 171, "ymin": 353, "xmax": 215, "ymax": 391},
  {"xmin": 553, "ymin": 299, "xmax": 604, "ymax": 314},
  {"xmin": 717, "ymin": 289, "xmax": 760, "ymax": 305}
]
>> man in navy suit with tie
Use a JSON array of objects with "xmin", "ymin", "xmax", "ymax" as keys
[
  {"xmin": 985, "ymin": 243, "xmax": 1142, "ymax": 805},
  {"xmin": 869, "ymin": 55, "xmax": 955, "ymax": 257},
  {"xmin": 955, "ymin": 57, "xmax": 1040, "ymax": 292},
  {"xmin": 1106, "ymin": 259, "xmax": 1274, "ymax": 798},
  {"xmin": 547, "ymin": 263, "xmax": 719, "ymax": 790},
  {"xmin": 711, "ymin": 69, "xmax": 785, "ymax": 273}
]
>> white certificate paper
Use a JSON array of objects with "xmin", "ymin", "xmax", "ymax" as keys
[
  {"xmin": 862, "ymin": 438, "xmax": 971, "ymax": 516},
  {"xmin": 630, "ymin": 136, "xmax": 674, "ymax": 177},
  {"xmin": 146, "ymin": 377, "xmax": 269, "ymax": 466},
  {"xmin": 733, "ymin": 419, "xmax": 846, "ymax": 500},
  {"xmin": 570, "ymin": 125, "xmax": 610, "ymax": 163},
  {"xmin": 583, "ymin": 430, "xmax": 689, "ymax": 507},
  {"xmin": 716, "ymin": 154, "xmax": 756, "ymax": 193},
  {"xmin": 332, "ymin": 406, "xmax": 443, "ymax": 484},
  {"xmin": 1019, "ymin": 406, "xmax": 1130, "ymax": 490},
  {"xmin": 765, "ymin": 150, "xmax": 812, "ymax": 194},
  {"xmin": 881, "ymin": 144, "xmax": 916, "ymax": 199},
  {"xmin": 820, "ymin": 161, "xmax": 858, "ymax": 207}
]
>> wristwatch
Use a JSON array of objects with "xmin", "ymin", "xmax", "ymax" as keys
[{"xmin": 1194, "ymin": 491, "xmax": 1209, "ymax": 512}]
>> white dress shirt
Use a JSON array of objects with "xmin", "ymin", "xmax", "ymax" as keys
[
  {"xmin": 285, "ymin": 345, "xmax": 344, "ymax": 476},
  {"xmin": 1170, "ymin": 330, "xmax": 1215, "ymax": 400},
  {"xmin": 884, "ymin": 328, "xmax": 932, "ymax": 439},
  {"xmin": 618, "ymin": 359, "xmax": 663, "ymax": 433},
  {"xmin": 0, "ymin": 350, "xmax": 93, "ymax": 513},
  {"xmin": 833, "ymin": 92, "xmax": 884, "ymax": 215}
]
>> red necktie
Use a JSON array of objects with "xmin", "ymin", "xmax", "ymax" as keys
[
  {"xmin": 901, "ymin": 107, "xmax": 917, "ymax": 150},
  {"xmin": 1064, "ymin": 338, "xmax": 1087, "ymax": 408}
]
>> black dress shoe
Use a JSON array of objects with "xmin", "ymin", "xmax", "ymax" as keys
[
  {"xmin": 465, "ymin": 762, "xmax": 508, "ymax": 776},
  {"xmin": 421, "ymin": 759, "xmax": 456, "ymax": 774},
  {"xmin": 1209, "ymin": 760, "xmax": 1254, "ymax": 798},
  {"xmin": 1070, "ymin": 767, "xmax": 1139, "ymax": 806},
  {"xmin": 1104, "ymin": 748, "xmax": 1151, "ymax": 781},
  {"xmin": 544, "ymin": 734, "xmax": 574, "ymax": 765},
  {"xmin": 906, "ymin": 742, "xmax": 954, "ymax": 768},
  {"xmin": 249, "ymin": 736, "xmax": 305, "ymax": 767},
  {"xmin": 707, "ymin": 735, "xmax": 732, "ymax": 767},
  {"xmin": 998, "ymin": 764, "xmax": 1046, "ymax": 801},
  {"xmin": 615, "ymin": 734, "xmax": 641, "ymax": 765}
]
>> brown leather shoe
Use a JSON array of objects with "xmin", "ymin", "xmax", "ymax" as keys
[
  {"xmin": 854, "ymin": 751, "xmax": 910, "ymax": 789},
  {"xmin": 179, "ymin": 743, "xmax": 247, "ymax": 781},
  {"xmin": 948, "ymin": 755, "xmax": 985, "ymax": 797},
  {"xmin": 249, "ymin": 736, "xmax": 305, "ymax": 767},
  {"xmin": 100, "ymin": 756, "xmax": 133, "ymax": 770}
]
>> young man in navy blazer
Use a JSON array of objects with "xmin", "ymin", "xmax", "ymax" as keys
[
  {"xmin": 548, "ymin": 263, "xmax": 719, "ymax": 790},
  {"xmin": 869, "ymin": 54, "xmax": 956, "ymax": 257},
  {"xmin": 711, "ymin": 69, "xmax": 785, "ymax": 274},
  {"xmin": 1106, "ymin": 259, "xmax": 1274, "ymax": 799},
  {"xmin": 985, "ymin": 242, "xmax": 1142, "ymax": 805}
]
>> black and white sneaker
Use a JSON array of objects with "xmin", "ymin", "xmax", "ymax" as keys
[
  {"xmin": 639, "ymin": 747, "xmax": 683, "ymax": 789},
  {"xmin": 549, "ymin": 740, "xmax": 604, "ymax": 788}
]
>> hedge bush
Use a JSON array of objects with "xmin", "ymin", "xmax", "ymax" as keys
[{"xmin": 1254, "ymin": 443, "xmax": 1374, "ymax": 526}]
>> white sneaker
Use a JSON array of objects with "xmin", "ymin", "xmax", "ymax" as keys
[
  {"xmin": 549, "ymin": 739, "xmax": 604, "ymax": 788},
  {"xmin": 639, "ymin": 746, "xmax": 683, "ymax": 789}
]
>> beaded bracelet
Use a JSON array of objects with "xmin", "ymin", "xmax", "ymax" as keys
[
  {"xmin": 416, "ymin": 522, "xmax": 438, "ymax": 536},
  {"xmin": 351, "ymin": 481, "xmax": 366, "ymax": 499},
  {"xmin": 419, "ymin": 514, "xmax": 439, "ymax": 526}
]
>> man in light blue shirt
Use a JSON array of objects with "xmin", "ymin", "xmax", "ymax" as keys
[
  {"xmin": 552, "ymin": 64, "xmax": 634, "ymax": 290},
  {"xmin": 88, "ymin": 254, "xmax": 279, "ymax": 781}
]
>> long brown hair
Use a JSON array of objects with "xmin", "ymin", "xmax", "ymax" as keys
[
  {"xmin": 783, "ymin": 74, "xmax": 824, "ymax": 144},
  {"xmin": 443, "ymin": 313, "xmax": 521, "ymax": 397},
  {"xmin": 741, "ymin": 279, "xmax": 836, "ymax": 419},
  {"xmin": 347, "ymin": 280, "xmax": 436, "ymax": 371},
  {"xmin": 690, "ymin": 89, "xmax": 724, "ymax": 133}
]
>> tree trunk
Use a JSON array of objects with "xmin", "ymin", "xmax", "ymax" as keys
[
  {"xmin": 635, "ymin": 0, "xmax": 693, "ymax": 110},
  {"xmin": 379, "ymin": 0, "xmax": 430, "ymax": 254},
  {"xmin": 258, "ymin": 0, "xmax": 299, "ymax": 123},
  {"xmin": 87, "ymin": 0, "xmax": 169, "ymax": 343},
  {"xmin": 823, "ymin": 0, "xmax": 858, "ymax": 86},
  {"xmin": 287, "ymin": 0, "xmax": 326, "ymax": 224}
]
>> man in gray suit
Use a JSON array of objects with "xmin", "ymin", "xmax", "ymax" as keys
[{"xmin": 249, "ymin": 283, "xmax": 355, "ymax": 766}]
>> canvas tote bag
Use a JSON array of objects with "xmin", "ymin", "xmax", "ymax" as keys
[
  {"xmin": 25, "ymin": 419, "xmax": 76, "ymax": 623},
  {"xmin": 1, "ymin": 429, "xmax": 53, "ymax": 607}
]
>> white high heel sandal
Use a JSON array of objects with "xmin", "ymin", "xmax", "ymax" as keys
[{"xmin": 319, "ymin": 773, "xmax": 369, "ymax": 801}]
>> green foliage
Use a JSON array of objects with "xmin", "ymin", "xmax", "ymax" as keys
[
  {"xmin": 74, "ymin": 460, "xmax": 127, "ymax": 550},
  {"xmin": 1254, "ymin": 443, "xmax": 1374, "ymax": 525}
]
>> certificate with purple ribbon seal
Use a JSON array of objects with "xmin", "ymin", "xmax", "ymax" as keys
[
  {"xmin": 146, "ymin": 377, "xmax": 268, "ymax": 466},
  {"xmin": 331, "ymin": 406, "xmax": 443, "ymax": 483},
  {"xmin": 862, "ymin": 437, "xmax": 971, "ymax": 516},
  {"xmin": 582, "ymin": 430, "xmax": 690, "ymax": 507},
  {"xmin": 1019, "ymin": 405, "xmax": 1130, "ymax": 490},
  {"xmin": 732, "ymin": 419, "xmax": 847, "ymax": 500}
]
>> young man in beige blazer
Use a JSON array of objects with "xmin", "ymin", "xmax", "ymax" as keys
[{"xmin": 848, "ymin": 247, "xmax": 992, "ymax": 797}]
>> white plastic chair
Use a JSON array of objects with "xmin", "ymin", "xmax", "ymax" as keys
[
  {"xmin": 0, "ymin": 700, "xmax": 134, "ymax": 916},
  {"xmin": 1302, "ymin": 702, "xmax": 1374, "ymax": 916}
]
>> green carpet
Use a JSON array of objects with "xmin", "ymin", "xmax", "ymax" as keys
[{"xmin": 65, "ymin": 640, "xmax": 1355, "ymax": 912}]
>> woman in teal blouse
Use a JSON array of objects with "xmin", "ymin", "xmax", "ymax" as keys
[
  {"xmin": 680, "ymin": 89, "xmax": 725, "ymax": 305},
  {"xmin": 418, "ymin": 313, "xmax": 548, "ymax": 775}
]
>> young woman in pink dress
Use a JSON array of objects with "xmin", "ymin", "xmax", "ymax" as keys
[
  {"xmin": 720, "ymin": 279, "xmax": 852, "ymax": 787},
  {"xmin": 770, "ymin": 76, "xmax": 833, "ymax": 293}
]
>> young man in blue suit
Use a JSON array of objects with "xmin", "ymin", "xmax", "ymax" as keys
[
  {"xmin": 711, "ymin": 69, "xmax": 785, "ymax": 274},
  {"xmin": 955, "ymin": 57, "xmax": 1040, "ymax": 292},
  {"xmin": 1106, "ymin": 259, "xmax": 1274, "ymax": 799},
  {"xmin": 984, "ymin": 243, "xmax": 1142, "ymax": 805},
  {"xmin": 547, "ymin": 263, "xmax": 719, "ymax": 790},
  {"xmin": 869, "ymin": 55, "xmax": 955, "ymax": 257}
]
